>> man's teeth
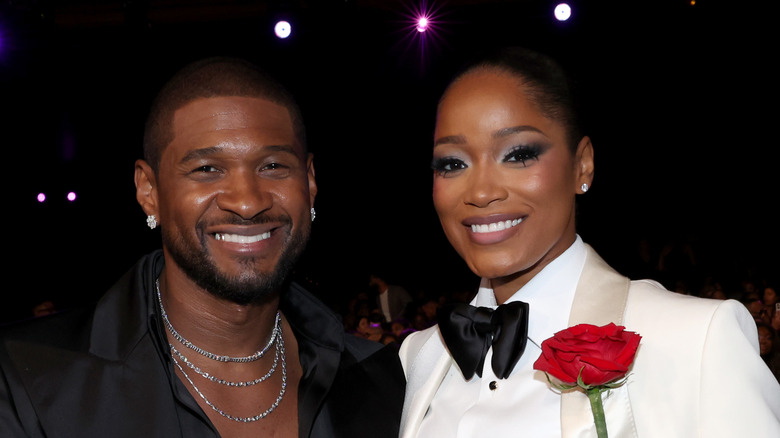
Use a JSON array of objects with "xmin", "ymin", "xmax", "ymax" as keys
[
  {"xmin": 471, "ymin": 218, "xmax": 523, "ymax": 234},
  {"xmin": 214, "ymin": 232, "xmax": 271, "ymax": 243}
]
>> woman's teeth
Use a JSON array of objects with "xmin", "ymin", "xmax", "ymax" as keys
[{"xmin": 471, "ymin": 218, "xmax": 523, "ymax": 234}]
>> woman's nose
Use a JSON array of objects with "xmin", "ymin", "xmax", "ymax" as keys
[{"xmin": 464, "ymin": 165, "xmax": 508, "ymax": 208}]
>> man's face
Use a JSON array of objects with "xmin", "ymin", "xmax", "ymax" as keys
[{"xmin": 154, "ymin": 96, "xmax": 316, "ymax": 304}]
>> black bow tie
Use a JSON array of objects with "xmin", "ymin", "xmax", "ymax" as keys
[{"xmin": 437, "ymin": 301, "xmax": 529, "ymax": 380}]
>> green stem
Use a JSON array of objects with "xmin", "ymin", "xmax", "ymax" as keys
[{"xmin": 587, "ymin": 387, "xmax": 608, "ymax": 438}]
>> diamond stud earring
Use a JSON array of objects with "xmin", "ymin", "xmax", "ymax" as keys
[
  {"xmin": 310, "ymin": 207, "xmax": 316, "ymax": 222},
  {"xmin": 146, "ymin": 214, "xmax": 158, "ymax": 229},
  {"xmin": 581, "ymin": 183, "xmax": 589, "ymax": 193}
]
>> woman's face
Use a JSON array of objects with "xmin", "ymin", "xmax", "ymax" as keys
[{"xmin": 432, "ymin": 70, "xmax": 593, "ymax": 299}]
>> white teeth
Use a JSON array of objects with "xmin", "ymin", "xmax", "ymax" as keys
[
  {"xmin": 214, "ymin": 232, "xmax": 271, "ymax": 243},
  {"xmin": 471, "ymin": 218, "xmax": 523, "ymax": 234}
]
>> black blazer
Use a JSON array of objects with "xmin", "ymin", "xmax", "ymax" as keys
[{"xmin": 0, "ymin": 251, "xmax": 405, "ymax": 437}]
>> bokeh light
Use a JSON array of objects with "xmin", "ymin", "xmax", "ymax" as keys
[
  {"xmin": 274, "ymin": 20, "xmax": 292, "ymax": 39},
  {"xmin": 67, "ymin": 191, "xmax": 77, "ymax": 202},
  {"xmin": 554, "ymin": 3, "xmax": 572, "ymax": 21},
  {"xmin": 37, "ymin": 193, "xmax": 46, "ymax": 203}
]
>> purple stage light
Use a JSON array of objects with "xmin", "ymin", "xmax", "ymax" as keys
[
  {"xmin": 37, "ymin": 193, "xmax": 46, "ymax": 203},
  {"xmin": 417, "ymin": 17, "xmax": 429, "ymax": 32},
  {"xmin": 67, "ymin": 191, "xmax": 77, "ymax": 202}
]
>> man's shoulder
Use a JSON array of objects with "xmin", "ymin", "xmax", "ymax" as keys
[
  {"xmin": 342, "ymin": 333, "xmax": 387, "ymax": 361},
  {"xmin": 0, "ymin": 305, "xmax": 96, "ymax": 352}
]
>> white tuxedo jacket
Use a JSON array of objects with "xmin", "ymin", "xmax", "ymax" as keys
[{"xmin": 399, "ymin": 245, "xmax": 780, "ymax": 437}]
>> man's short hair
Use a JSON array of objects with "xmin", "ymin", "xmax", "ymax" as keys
[{"xmin": 142, "ymin": 56, "xmax": 307, "ymax": 173}]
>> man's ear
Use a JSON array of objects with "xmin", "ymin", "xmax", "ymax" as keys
[
  {"xmin": 306, "ymin": 153, "xmax": 317, "ymax": 208},
  {"xmin": 575, "ymin": 136, "xmax": 594, "ymax": 193},
  {"xmin": 135, "ymin": 159, "xmax": 159, "ymax": 219}
]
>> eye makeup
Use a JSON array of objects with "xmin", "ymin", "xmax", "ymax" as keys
[{"xmin": 502, "ymin": 143, "xmax": 546, "ymax": 167}]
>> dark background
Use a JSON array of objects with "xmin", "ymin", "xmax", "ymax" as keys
[{"xmin": 1, "ymin": 0, "xmax": 776, "ymax": 323}]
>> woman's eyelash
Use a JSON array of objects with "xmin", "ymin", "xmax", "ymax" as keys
[
  {"xmin": 431, "ymin": 144, "xmax": 543, "ymax": 174},
  {"xmin": 431, "ymin": 157, "xmax": 465, "ymax": 174},
  {"xmin": 504, "ymin": 144, "xmax": 542, "ymax": 165}
]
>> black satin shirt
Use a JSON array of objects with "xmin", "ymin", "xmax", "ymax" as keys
[{"xmin": 0, "ymin": 250, "xmax": 405, "ymax": 437}]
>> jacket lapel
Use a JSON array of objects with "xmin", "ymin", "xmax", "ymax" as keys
[
  {"xmin": 560, "ymin": 245, "xmax": 636, "ymax": 438},
  {"xmin": 400, "ymin": 329, "xmax": 452, "ymax": 438}
]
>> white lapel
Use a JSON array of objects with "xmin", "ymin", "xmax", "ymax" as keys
[
  {"xmin": 560, "ymin": 245, "xmax": 637, "ymax": 438},
  {"xmin": 399, "ymin": 328, "xmax": 453, "ymax": 438}
]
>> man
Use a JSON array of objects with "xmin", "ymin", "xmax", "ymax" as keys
[
  {"xmin": 369, "ymin": 273, "xmax": 412, "ymax": 325},
  {"xmin": 0, "ymin": 57, "xmax": 405, "ymax": 437}
]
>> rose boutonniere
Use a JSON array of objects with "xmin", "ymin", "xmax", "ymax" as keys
[{"xmin": 533, "ymin": 323, "xmax": 641, "ymax": 438}]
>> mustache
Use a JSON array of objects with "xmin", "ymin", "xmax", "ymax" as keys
[{"xmin": 201, "ymin": 213, "xmax": 293, "ymax": 228}]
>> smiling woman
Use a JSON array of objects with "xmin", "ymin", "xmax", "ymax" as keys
[{"xmin": 397, "ymin": 45, "xmax": 780, "ymax": 438}]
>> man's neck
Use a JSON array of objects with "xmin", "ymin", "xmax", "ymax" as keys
[{"xmin": 158, "ymin": 266, "xmax": 281, "ymax": 358}]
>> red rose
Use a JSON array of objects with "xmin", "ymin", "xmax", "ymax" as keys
[{"xmin": 533, "ymin": 323, "xmax": 641, "ymax": 387}]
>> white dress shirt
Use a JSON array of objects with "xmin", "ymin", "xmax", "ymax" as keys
[
  {"xmin": 379, "ymin": 288, "xmax": 392, "ymax": 322},
  {"xmin": 417, "ymin": 236, "xmax": 587, "ymax": 438}
]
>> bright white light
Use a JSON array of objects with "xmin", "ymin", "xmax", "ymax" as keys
[
  {"xmin": 274, "ymin": 20, "xmax": 292, "ymax": 39},
  {"xmin": 37, "ymin": 193, "xmax": 46, "ymax": 203},
  {"xmin": 554, "ymin": 3, "xmax": 572, "ymax": 21},
  {"xmin": 417, "ymin": 17, "xmax": 429, "ymax": 32},
  {"xmin": 67, "ymin": 191, "xmax": 77, "ymax": 202}
]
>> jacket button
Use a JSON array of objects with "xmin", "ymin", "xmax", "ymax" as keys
[{"xmin": 489, "ymin": 381, "xmax": 498, "ymax": 390}]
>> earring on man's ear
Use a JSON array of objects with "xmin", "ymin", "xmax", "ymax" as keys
[
  {"xmin": 581, "ymin": 183, "xmax": 589, "ymax": 193},
  {"xmin": 146, "ymin": 214, "xmax": 158, "ymax": 230},
  {"xmin": 310, "ymin": 207, "xmax": 316, "ymax": 222}
]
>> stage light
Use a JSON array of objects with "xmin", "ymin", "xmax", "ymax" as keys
[
  {"xmin": 274, "ymin": 20, "xmax": 292, "ymax": 39},
  {"xmin": 37, "ymin": 193, "xmax": 46, "ymax": 203},
  {"xmin": 554, "ymin": 3, "xmax": 572, "ymax": 21},
  {"xmin": 67, "ymin": 191, "xmax": 77, "ymax": 202},
  {"xmin": 417, "ymin": 17, "xmax": 429, "ymax": 32}
]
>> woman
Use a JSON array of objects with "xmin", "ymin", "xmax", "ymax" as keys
[{"xmin": 398, "ymin": 46, "xmax": 780, "ymax": 437}]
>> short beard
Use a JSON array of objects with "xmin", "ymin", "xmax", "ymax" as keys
[{"xmin": 163, "ymin": 217, "xmax": 310, "ymax": 306}]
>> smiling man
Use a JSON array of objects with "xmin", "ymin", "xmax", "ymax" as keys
[{"xmin": 0, "ymin": 57, "xmax": 405, "ymax": 438}]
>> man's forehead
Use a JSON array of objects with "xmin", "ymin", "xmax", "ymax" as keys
[{"xmin": 172, "ymin": 95, "xmax": 292, "ymax": 130}]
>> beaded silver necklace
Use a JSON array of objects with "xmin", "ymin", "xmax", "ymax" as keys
[{"xmin": 156, "ymin": 279, "xmax": 287, "ymax": 422}]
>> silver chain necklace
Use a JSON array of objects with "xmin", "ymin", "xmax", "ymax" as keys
[
  {"xmin": 156, "ymin": 279, "xmax": 279, "ymax": 363},
  {"xmin": 169, "ymin": 339, "xmax": 280, "ymax": 387},
  {"xmin": 156, "ymin": 278, "xmax": 287, "ymax": 422},
  {"xmin": 171, "ymin": 334, "xmax": 287, "ymax": 423}
]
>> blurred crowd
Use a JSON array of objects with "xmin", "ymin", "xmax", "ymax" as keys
[
  {"xmin": 18, "ymin": 236, "xmax": 780, "ymax": 383},
  {"xmin": 337, "ymin": 235, "xmax": 780, "ymax": 383}
]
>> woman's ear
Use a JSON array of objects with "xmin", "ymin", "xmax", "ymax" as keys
[
  {"xmin": 134, "ymin": 159, "xmax": 159, "ymax": 218},
  {"xmin": 575, "ymin": 136, "xmax": 595, "ymax": 193}
]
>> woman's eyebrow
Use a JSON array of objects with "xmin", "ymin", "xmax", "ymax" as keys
[
  {"xmin": 493, "ymin": 125, "xmax": 543, "ymax": 139},
  {"xmin": 433, "ymin": 134, "xmax": 466, "ymax": 148}
]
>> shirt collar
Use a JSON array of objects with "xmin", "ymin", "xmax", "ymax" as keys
[{"xmin": 472, "ymin": 235, "xmax": 587, "ymax": 347}]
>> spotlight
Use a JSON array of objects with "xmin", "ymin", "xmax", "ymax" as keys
[
  {"xmin": 67, "ymin": 191, "xmax": 77, "ymax": 202},
  {"xmin": 416, "ymin": 17, "xmax": 429, "ymax": 32},
  {"xmin": 554, "ymin": 3, "xmax": 572, "ymax": 21},
  {"xmin": 37, "ymin": 193, "xmax": 46, "ymax": 203},
  {"xmin": 274, "ymin": 20, "xmax": 292, "ymax": 39}
]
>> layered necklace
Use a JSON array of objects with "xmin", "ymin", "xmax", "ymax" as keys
[{"xmin": 156, "ymin": 279, "xmax": 287, "ymax": 422}]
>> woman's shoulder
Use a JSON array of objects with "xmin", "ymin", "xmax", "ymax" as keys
[{"xmin": 625, "ymin": 280, "xmax": 756, "ymax": 343}]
